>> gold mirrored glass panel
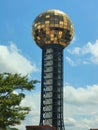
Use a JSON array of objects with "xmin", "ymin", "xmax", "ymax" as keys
[{"xmin": 32, "ymin": 10, "xmax": 74, "ymax": 48}]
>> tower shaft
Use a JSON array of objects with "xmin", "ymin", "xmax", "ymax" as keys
[{"xmin": 40, "ymin": 44, "xmax": 65, "ymax": 130}]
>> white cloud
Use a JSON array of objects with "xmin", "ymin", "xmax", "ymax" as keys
[
  {"xmin": 65, "ymin": 56, "xmax": 76, "ymax": 66},
  {"xmin": 67, "ymin": 40, "xmax": 98, "ymax": 65},
  {"xmin": 0, "ymin": 42, "xmax": 38, "ymax": 75},
  {"xmin": 14, "ymin": 84, "xmax": 98, "ymax": 130},
  {"xmin": 15, "ymin": 92, "xmax": 40, "ymax": 130},
  {"xmin": 64, "ymin": 84, "xmax": 98, "ymax": 105},
  {"xmin": 64, "ymin": 84, "xmax": 98, "ymax": 130},
  {"xmin": 67, "ymin": 47, "xmax": 81, "ymax": 55},
  {"xmin": 71, "ymin": 36, "xmax": 76, "ymax": 44}
]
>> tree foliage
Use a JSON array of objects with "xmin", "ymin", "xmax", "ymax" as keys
[{"xmin": 0, "ymin": 73, "xmax": 38, "ymax": 129}]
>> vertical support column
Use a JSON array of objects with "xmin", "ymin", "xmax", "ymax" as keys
[
  {"xmin": 40, "ymin": 46, "xmax": 54, "ymax": 126},
  {"xmin": 40, "ymin": 45, "xmax": 65, "ymax": 130}
]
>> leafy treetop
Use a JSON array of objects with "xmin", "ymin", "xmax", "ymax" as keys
[{"xmin": 0, "ymin": 73, "xmax": 38, "ymax": 129}]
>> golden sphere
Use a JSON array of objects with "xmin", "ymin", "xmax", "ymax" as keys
[{"xmin": 32, "ymin": 10, "xmax": 74, "ymax": 48}]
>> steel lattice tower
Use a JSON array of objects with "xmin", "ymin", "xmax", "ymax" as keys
[{"xmin": 32, "ymin": 10, "xmax": 74, "ymax": 130}]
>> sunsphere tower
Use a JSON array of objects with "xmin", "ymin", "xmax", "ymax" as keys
[{"xmin": 32, "ymin": 10, "xmax": 74, "ymax": 130}]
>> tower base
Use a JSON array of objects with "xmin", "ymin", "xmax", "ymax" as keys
[{"xmin": 26, "ymin": 125, "xmax": 56, "ymax": 130}]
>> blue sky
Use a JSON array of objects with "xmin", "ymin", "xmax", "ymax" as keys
[{"xmin": 0, "ymin": 0, "xmax": 98, "ymax": 130}]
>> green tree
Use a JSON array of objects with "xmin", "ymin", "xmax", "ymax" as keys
[{"xmin": 0, "ymin": 73, "xmax": 38, "ymax": 130}]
